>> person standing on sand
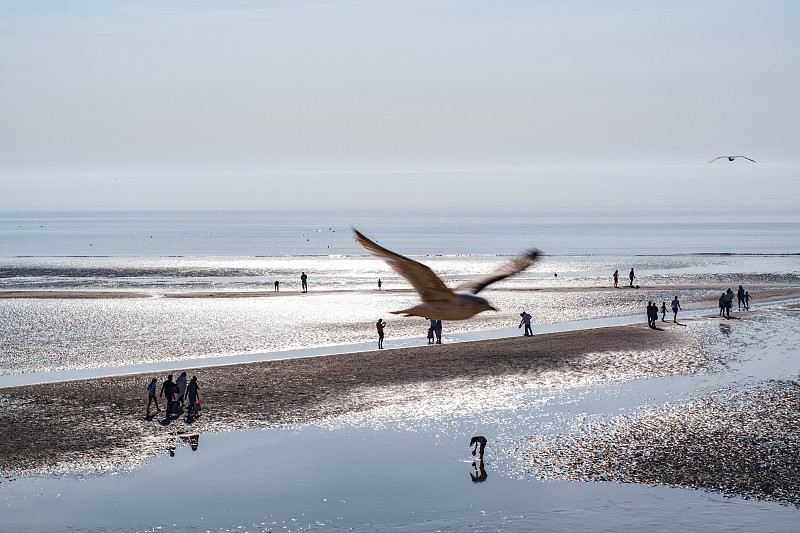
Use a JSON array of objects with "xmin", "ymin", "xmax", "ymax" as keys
[
  {"xmin": 470, "ymin": 436, "xmax": 487, "ymax": 460},
  {"xmin": 719, "ymin": 292, "xmax": 725, "ymax": 316},
  {"xmin": 724, "ymin": 288, "xmax": 734, "ymax": 317},
  {"xmin": 147, "ymin": 378, "xmax": 160, "ymax": 414},
  {"xmin": 744, "ymin": 291, "xmax": 752, "ymax": 310},
  {"xmin": 435, "ymin": 319, "xmax": 443, "ymax": 344},
  {"xmin": 300, "ymin": 272, "xmax": 308, "ymax": 293},
  {"xmin": 159, "ymin": 374, "xmax": 176, "ymax": 416},
  {"xmin": 176, "ymin": 371, "xmax": 188, "ymax": 408},
  {"xmin": 376, "ymin": 318, "xmax": 386, "ymax": 349},
  {"xmin": 660, "ymin": 302, "xmax": 667, "ymax": 322},
  {"xmin": 274, "ymin": 280, "xmax": 279, "ymax": 291},
  {"xmin": 519, "ymin": 311, "xmax": 533, "ymax": 336},
  {"xmin": 186, "ymin": 376, "xmax": 200, "ymax": 416},
  {"xmin": 378, "ymin": 279, "xmax": 382, "ymax": 290},
  {"xmin": 646, "ymin": 301, "xmax": 654, "ymax": 328},
  {"xmin": 613, "ymin": 269, "xmax": 619, "ymax": 288},
  {"xmin": 671, "ymin": 296, "xmax": 681, "ymax": 323},
  {"xmin": 737, "ymin": 285, "xmax": 745, "ymax": 310},
  {"xmin": 629, "ymin": 268, "xmax": 635, "ymax": 288}
]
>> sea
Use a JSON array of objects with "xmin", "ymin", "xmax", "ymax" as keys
[
  {"xmin": 2, "ymin": 208, "xmax": 800, "ymax": 532},
  {"xmin": 1, "ymin": 208, "xmax": 800, "ymax": 384}
]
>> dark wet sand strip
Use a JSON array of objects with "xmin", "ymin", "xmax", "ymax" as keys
[{"xmin": 0, "ymin": 319, "xmax": 690, "ymax": 476}]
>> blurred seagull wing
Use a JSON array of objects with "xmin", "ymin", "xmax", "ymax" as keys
[
  {"xmin": 708, "ymin": 156, "xmax": 726, "ymax": 163},
  {"xmin": 454, "ymin": 249, "xmax": 540, "ymax": 295},
  {"xmin": 353, "ymin": 228, "xmax": 458, "ymax": 303},
  {"xmin": 736, "ymin": 156, "xmax": 757, "ymax": 162}
]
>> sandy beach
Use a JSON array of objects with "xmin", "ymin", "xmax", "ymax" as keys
[
  {"xmin": 2, "ymin": 303, "xmax": 799, "ymax": 512},
  {"xmin": 1, "ymin": 318, "xmax": 691, "ymax": 476}
]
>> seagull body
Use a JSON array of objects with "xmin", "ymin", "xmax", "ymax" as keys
[
  {"xmin": 708, "ymin": 155, "xmax": 756, "ymax": 163},
  {"xmin": 353, "ymin": 228, "xmax": 539, "ymax": 320}
]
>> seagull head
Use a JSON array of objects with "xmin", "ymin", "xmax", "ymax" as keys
[{"xmin": 474, "ymin": 296, "xmax": 497, "ymax": 312}]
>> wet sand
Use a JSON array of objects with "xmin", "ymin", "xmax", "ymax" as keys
[
  {"xmin": 0, "ymin": 319, "xmax": 690, "ymax": 476},
  {"xmin": 2, "ymin": 307, "xmax": 799, "ymax": 507},
  {"xmin": 2, "ymin": 285, "xmax": 799, "ymax": 301}
]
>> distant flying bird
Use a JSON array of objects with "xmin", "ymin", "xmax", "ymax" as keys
[
  {"xmin": 353, "ymin": 228, "xmax": 540, "ymax": 320},
  {"xmin": 708, "ymin": 156, "xmax": 756, "ymax": 163}
]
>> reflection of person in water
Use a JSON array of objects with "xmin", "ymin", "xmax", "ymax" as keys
[
  {"xmin": 178, "ymin": 433, "xmax": 200, "ymax": 451},
  {"xmin": 470, "ymin": 460, "xmax": 488, "ymax": 483},
  {"xmin": 470, "ymin": 435, "xmax": 487, "ymax": 459}
]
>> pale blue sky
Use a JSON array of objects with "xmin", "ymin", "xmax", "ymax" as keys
[{"xmin": 1, "ymin": 1, "xmax": 799, "ymax": 210}]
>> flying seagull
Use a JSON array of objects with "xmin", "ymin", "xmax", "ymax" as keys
[
  {"xmin": 353, "ymin": 228, "xmax": 540, "ymax": 320},
  {"xmin": 708, "ymin": 156, "xmax": 756, "ymax": 163}
]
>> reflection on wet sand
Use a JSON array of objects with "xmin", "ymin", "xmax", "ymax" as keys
[{"xmin": 470, "ymin": 460, "xmax": 488, "ymax": 483}]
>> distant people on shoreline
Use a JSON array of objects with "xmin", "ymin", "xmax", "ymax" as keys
[
  {"xmin": 737, "ymin": 285, "xmax": 746, "ymax": 310},
  {"xmin": 376, "ymin": 318, "xmax": 386, "ymax": 349},
  {"xmin": 378, "ymin": 279, "xmax": 382, "ymax": 291},
  {"xmin": 274, "ymin": 280, "xmax": 279, "ymax": 291},
  {"xmin": 434, "ymin": 319, "xmax": 443, "ymax": 344},
  {"xmin": 519, "ymin": 311, "xmax": 533, "ymax": 336},
  {"xmin": 613, "ymin": 269, "xmax": 619, "ymax": 288},
  {"xmin": 646, "ymin": 301, "xmax": 656, "ymax": 328},
  {"xmin": 629, "ymin": 268, "xmax": 635, "ymax": 288},
  {"xmin": 744, "ymin": 291, "xmax": 752, "ymax": 309},
  {"xmin": 301, "ymin": 272, "xmax": 308, "ymax": 293},
  {"xmin": 660, "ymin": 302, "xmax": 667, "ymax": 322},
  {"xmin": 721, "ymin": 288, "xmax": 734, "ymax": 318},
  {"xmin": 671, "ymin": 296, "xmax": 681, "ymax": 323}
]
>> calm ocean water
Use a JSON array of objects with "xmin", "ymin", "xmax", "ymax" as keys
[
  {"xmin": 1, "ymin": 208, "xmax": 800, "ymax": 257},
  {"xmin": 1, "ymin": 208, "xmax": 799, "ymax": 378}
]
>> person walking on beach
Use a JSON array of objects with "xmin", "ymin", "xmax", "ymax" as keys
[
  {"xmin": 646, "ymin": 301, "xmax": 654, "ymax": 328},
  {"xmin": 629, "ymin": 268, "xmax": 635, "ymax": 288},
  {"xmin": 519, "ymin": 311, "xmax": 533, "ymax": 336},
  {"xmin": 186, "ymin": 376, "xmax": 200, "ymax": 416},
  {"xmin": 470, "ymin": 435, "xmax": 487, "ymax": 460},
  {"xmin": 159, "ymin": 374, "xmax": 176, "ymax": 416},
  {"xmin": 719, "ymin": 292, "xmax": 725, "ymax": 316},
  {"xmin": 378, "ymin": 279, "xmax": 382, "ymax": 291},
  {"xmin": 376, "ymin": 318, "xmax": 386, "ymax": 349},
  {"xmin": 660, "ymin": 302, "xmax": 667, "ymax": 322},
  {"xmin": 434, "ymin": 319, "xmax": 443, "ymax": 344},
  {"xmin": 274, "ymin": 280, "xmax": 279, "ymax": 291},
  {"xmin": 671, "ymin": 296, "xmax": 681, "ymax": 323},
  {"xmin": 176, "ymin": 371, "xmax": 188, "ymax": 408},
  {"xmin": 300, "ymin": 272, "xmax": 308, "ymax": 293},
  {"xmin": 146, "ymin": 377, "xmax": 160, "ymax": 414},
  {"xmin": 744, "ymin": 291, "xmax": 752, "ymax": 310},
  {"xmin": 737, "ymin": 285, "xmax": 746, "ymax": 310},
  {"xmin": 613, "ymin": 269, "xmax": 619, "ymax": 288}
]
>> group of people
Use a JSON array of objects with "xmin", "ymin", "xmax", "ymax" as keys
[
  {"xmin": 646, "ymin": 296, "xmax": 681, "ymax": 328},
  {"xmin": 719, "ymin": 285, "xmax": 751, "ymax": 317},
  {"xmin": 613, "ymin": 268, "xmax": 637, "ymax": 288},
  {"xmin": 376, "ymin": 316, "xmax": 448, "ymax": 349},
  {"xmin": 272, "ymin": 272, "xmax": 310, "ymax": 293},
  {"xmin": 147, "ymin": 372, "xmax": 201, "ymax": 418}
]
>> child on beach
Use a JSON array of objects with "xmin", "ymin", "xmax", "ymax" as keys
[
  {"xmin": 146, "ymin": 378, "xmax": 160, "ymax": 414},
  {"xmin": 660, "ymin": 302, "xmax": 667, "ymax": 322}
]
